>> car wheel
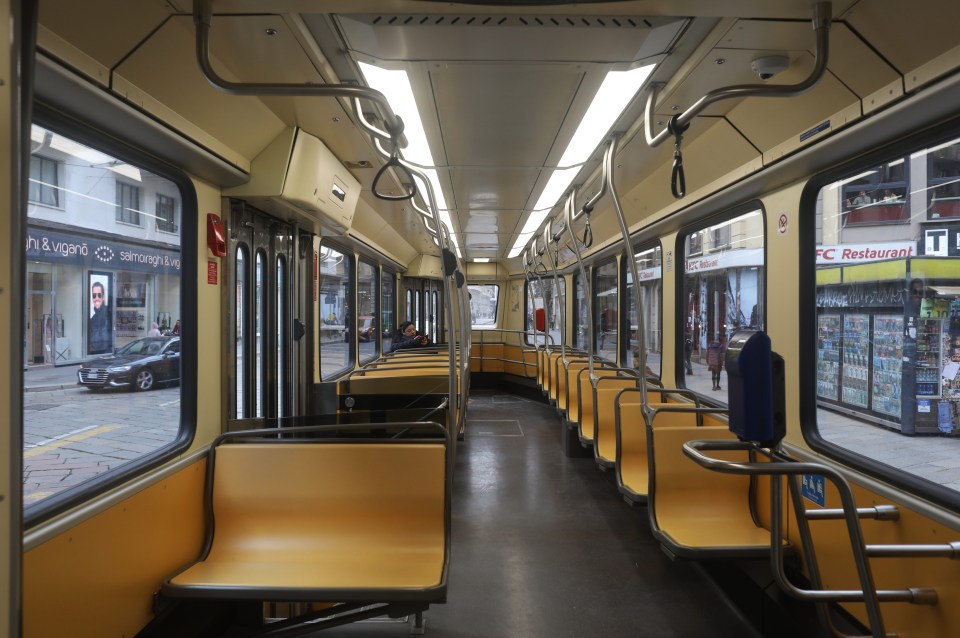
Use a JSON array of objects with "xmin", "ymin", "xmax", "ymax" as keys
[{"xmin": 135, "ymin": 368, "xmax": 155, "ymax": 391}]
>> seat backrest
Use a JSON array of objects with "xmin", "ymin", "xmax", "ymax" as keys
[{"xmin": 211, "ymin": 442, "xmax": 447, "ymax": 549}]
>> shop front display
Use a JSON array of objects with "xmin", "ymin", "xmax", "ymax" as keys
[{"xmin": 816, "ymin": 266, "xmax": 960, "ymax": 435}]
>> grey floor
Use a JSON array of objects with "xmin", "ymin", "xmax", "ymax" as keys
[{"xmin": 324, "ymin": 389, "xmax": 759, "ymax": 638}]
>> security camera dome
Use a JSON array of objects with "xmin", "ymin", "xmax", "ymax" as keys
[{"xmin": 751, "ymin": 55, "xmax": 790, "ymax": 80}]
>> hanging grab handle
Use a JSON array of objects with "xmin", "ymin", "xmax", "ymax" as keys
[
  {"xmin": 668, "ymin": 115, "xmax": 689, "ymax": 199},
  {"xmin": 372, "ymin": 152, "xmax": 417, "ymax": 201}
]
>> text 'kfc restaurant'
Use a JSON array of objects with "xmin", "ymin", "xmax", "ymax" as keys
[{"xmin": 816, "ymin": 240, "xmax": 960, "ymax": 436}]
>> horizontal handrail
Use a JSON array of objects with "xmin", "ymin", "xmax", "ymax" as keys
[{"xmin": 805, "ymin": 505, "xmax": 899, "ymax": 521}]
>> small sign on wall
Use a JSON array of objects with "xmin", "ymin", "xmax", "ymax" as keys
[
  {"xmin": 801, "ymin": 474, "xmax": 826, "ymax": 507},
  {"xmin": 207, "ymin": 260, "xmax": 218, "ymax": 285}
]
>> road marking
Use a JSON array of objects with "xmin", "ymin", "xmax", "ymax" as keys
[
  {"xmin": 24, "ymin": 425, "xmax": 120, "ymax": 458},
  {"xmin": 158, "ymin": 398, "xmax": 181, "ymax": 408}
]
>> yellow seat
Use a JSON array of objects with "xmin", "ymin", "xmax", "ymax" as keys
[
  {"xmin": 649, "ymin": 424, "xmax": 785, "ymax": 558},
  {"xmin": 164, "ymin": 432, "xmax": 449, "ymax": 602}
]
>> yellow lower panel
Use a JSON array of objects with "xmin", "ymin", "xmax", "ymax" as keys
[{"xmin": 23, "ymin": 459, "xmax": 206, "ymax": 638}]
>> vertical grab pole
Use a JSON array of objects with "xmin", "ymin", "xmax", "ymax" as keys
[
  {"xmin": 401, "ymin": 163, "xmax": 463, "ymax": 437},
  {"xmin": 565, "ymin": 189, "xmax": 594, "ymax": 382},
  {"xmin": 542, "ymin": 225, "xmax": 564, "ymax": 356},
  {"xmin": 602, "ymin": 136, "xmax": 650, "ymax": 412}
]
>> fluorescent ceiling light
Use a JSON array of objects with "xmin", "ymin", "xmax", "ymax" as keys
[
  {"xmin": 473, "ymin": 258, "xmax": 490, "ymax": 263},
  {"xmin": 359, "ymin": 61, "xmax": 459, "ymax": 255},
  {"xmin": 510, "ymin": 63, "xmax": 655, "ymax": 257}
]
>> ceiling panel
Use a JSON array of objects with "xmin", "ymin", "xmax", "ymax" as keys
[
  {"xmin": 39, "ymin": 0, "xmax": 172, "ymax": 69},
  {"xmin": 431, "ymin": 64, "xmax": 585, "ymax": 168}
]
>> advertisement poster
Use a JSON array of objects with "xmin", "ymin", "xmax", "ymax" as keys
[{"xmin": 88, "ymin": 271, "xmax": 113, "ymax": 355}]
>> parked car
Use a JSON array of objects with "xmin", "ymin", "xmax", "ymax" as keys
[{"xmin": 78, "ymin": 336, "xmax": 180, "ymax": 391}]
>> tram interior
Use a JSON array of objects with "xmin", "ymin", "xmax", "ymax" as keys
[{"xmin": 14, "ymin": 0, "xmax": 960, "ymax": 637}]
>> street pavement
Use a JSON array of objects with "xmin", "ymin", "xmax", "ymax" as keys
[
  {"xmin": 23, "ymin": 363, "xmax": 180, "ymax": 505},
  {"xmin": 18, "ymin": 360, "xmax": 960, "ymax": 508}
]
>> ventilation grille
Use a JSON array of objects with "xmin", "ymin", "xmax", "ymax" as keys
[{"xmin": 358, "ymin": 15, "xmax": 656, "ymax": 28}]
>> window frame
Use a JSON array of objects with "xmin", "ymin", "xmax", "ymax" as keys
[
  {"xmin": 357, "ymin": 258, "xmax": 379, "ymax": 365},
  {"xmin": 625, "ymin": 241, "xmax": 663, "ymax": 377},
  {"xmin": 676, "ymin": 202, "xmax": 767, "ymax": 395},
  {"xmin": 468, "ymin": 283, "xmax": 500, "ymax": 328},
  {"xmin": 593, "ymin": 257, "xmax": 618, "ymax": 362},
  {"xmin": 318, "ymin": 240, "xmax": 353, "ymax": 380},
  {"xmin": 25, "ymin": 106, "xmax": 198, "ymax": 527},
  {"xmin": 800, "ymin": 124, "xmax": 960, "ymax": 513}
]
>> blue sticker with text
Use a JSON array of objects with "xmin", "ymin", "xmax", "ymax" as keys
[
  {"xmin": 801, "ymin": 474, "xmax": 826, "ymax": 507},
  {"xmin": 800, "ymin": 120, "xmax": 830, "ymax": 142}
]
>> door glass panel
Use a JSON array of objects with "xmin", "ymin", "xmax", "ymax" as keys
[
  {"xmin": 595, "ymin": 260, "xmax": 618, "ymax": 361},
  {"xmin": 319, "ymin": 244, "xmax": 351, "ymax": 379},
  {"xmin": 255, "ymin": 250, "xmax": 265, "ymax": 417},
  {"xmin": 236, "ymin": 246, "xmax": 247, "ymax": 418},
  {"xmin": 382, "ymin": 272, "xmax": 395, "ymax": 353},
  {"xmin": 358, "ymin": 260, "xmax": 378, "ymax": 364},
  {"xmin": 277, "ymin": 255, "xmax": 285, "ymax": 418}
]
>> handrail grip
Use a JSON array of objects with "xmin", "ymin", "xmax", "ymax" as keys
[
  {"xmin": 683, "ymin": 439, "xmax": 953, "ymax": 637},
  {"xmin": 805, "ymin": 505, "xmax": 900, "ymax": 521},
  {"xmin": 643, "ymin": 2, "xmax": 832, "ymax": 149}
]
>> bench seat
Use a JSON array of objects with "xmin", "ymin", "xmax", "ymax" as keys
[{"xmin": 163, "ymin": 430, "xmax": 450, "ymax": 604}]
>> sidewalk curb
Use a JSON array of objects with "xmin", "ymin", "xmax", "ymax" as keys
[{"xmin": 25, "ymin": 384, "xmax": 80, "ymax": 393}]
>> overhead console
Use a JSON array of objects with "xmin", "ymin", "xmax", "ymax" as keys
[{"xmin": 226, "ymin": 127, "xmax": 360, "ymax": 234}]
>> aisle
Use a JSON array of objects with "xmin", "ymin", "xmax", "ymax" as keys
[{"xmin": 330, "ymin": 389, "xmax": 759, "ymax": 637}]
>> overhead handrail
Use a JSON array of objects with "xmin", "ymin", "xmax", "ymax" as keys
[
  {"xmin": 683, "ymin": 439, "xmax": 952, "ymax": 638},
  {"xmin": 194, "ymin": 0, "xmax": 407, "ymax": 151},
  {"xmin": 644, "ymin": 2, "xmax": 832, "ymax": 198}
]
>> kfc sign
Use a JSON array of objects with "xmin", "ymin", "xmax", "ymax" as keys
[{"xmin": 816, "ymin": 242, "xmax": 914, "ymax": 265}]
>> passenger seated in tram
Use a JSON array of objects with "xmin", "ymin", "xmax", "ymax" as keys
[{"xmin": 390, "ymin": 321, "xmax": 431, "ymax": 352}]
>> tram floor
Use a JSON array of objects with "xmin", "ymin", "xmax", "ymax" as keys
[{"xmin": 318, "ymin": 389, "xmax": 766, "ymax": 638}]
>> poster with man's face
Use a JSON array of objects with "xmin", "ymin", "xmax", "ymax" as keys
[{"xmin": 88, "ymin": 271, "xmax": 113, "ymax": 355}]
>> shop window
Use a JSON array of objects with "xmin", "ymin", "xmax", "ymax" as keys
[
  {"xmin": 681, "ymin": 208, "xmax": 765, "ymax": 397},
  {"xmin": 627, "ymin": 243, "xmax": 662, "ymax": 376},
  {"xmin": 469, "ymin": 284, "xmax": 499, "ymax": 328},
  {"xmin": 358, "ymin": 260, "xmax": 379, "ymax": 364},
  {"xmin": 811, "ymin": 133, "xmax": 960, "ymax": 503},
  {"xmin": 28, "ymin": 155, "xmax": 59, "ymax": 207},
  {"xmin": 116, "ymin": 181, "xmax": 141, "ymax": 226},
  {"xmin": 318, "ymin": 243, "xmax": 352, "ymax": 379},
  {"xmin": 24, "ymin": 122, "xmax": 188, "ymax": 519},
  {"xmin": 156, "ymin": 194, "xmax": 177, "ymax": 233},
  {"xmin": 594, "ymin": 259, "xmax": 618, "ymax": 363}
]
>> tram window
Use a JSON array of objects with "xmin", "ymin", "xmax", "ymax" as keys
[
  {"xmin": 627, "ymin": 244, "xmax": 662, "ymax": 376},
  {"xmin": 594, "ymin": 259, "xmax": 618, "ymax": 363},
  {"xmin": 573, "ymin": 273, "xmax": 588, "ymax": 351},
  {"xmin": 23, "ymin": 122, "xmax": 190, "ymax": 516},
  {"xmin": 318, "ymin": 243, "xmax": 352, "ymax": 380},
  {"xmin": 468, "ymin": 284, "xmax": 499, "ymax": 328},
  {"xmin": 358, "ymin": 260, "xmax": 379, "ymax": 364},
  {"xmin": 681, "ymin": 208, "xmax": 765, "ymax": 397},
  {"xmin": 382, "ymin": 271, "xmax": 396, "ymax": 353},
  {"xmin": 525, "ymin": 279, "xmax": 563, "ymax": 346},
  {"xmin": 809, "ymin": 133, "xmax": 960, "ymax": 503}
]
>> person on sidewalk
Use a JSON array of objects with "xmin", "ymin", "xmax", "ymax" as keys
[{"xmin": 707, "ymin": 338, "xmax": 725, "ymax": 391}]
